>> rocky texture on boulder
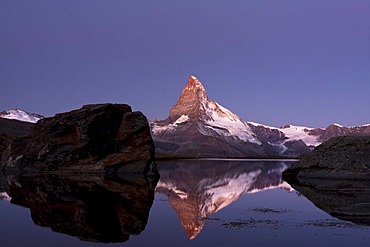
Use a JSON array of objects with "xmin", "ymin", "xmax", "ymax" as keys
[
  {"xmin": 1, "ymin": 104, "xmax": 157, "ymax": 176},
  {"xmin": 0, "ymin": 117, "xmax": 34, "ymax": 137},
  {"xmin": 0, "ymin": 118, "xmax": 34, "ymax": 170},
  {"xmin": 1, "ymin": 173, "xmax": 157, "ymax": 243},
  {"xmin": 283, "ymin": 136, "xmax": 370, "ymax": 179}
]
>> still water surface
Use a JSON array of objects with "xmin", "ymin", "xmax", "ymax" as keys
[{"xmin": 1, "ymin": 160, "xmax": 370, "ymax": 247}]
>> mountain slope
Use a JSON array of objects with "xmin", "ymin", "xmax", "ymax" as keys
[{"xmin": 0, "ymin": 109, "xmax": 43, "ymax": 123}]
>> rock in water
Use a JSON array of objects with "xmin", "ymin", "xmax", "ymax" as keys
[
  {"xmin": 283, "ymin": 136, "xmax": 370, "ymax": 180},
  {"xmin": 2, "ymin": 104, "xmax": 157, "ymax": 176}
]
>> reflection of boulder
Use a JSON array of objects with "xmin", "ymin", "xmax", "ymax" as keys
[
  {"xmin": 1, "ymin": 173, "xmax": 157, "ymax": 243},
  {"xmin": 1, "ymin": 104, "xmax": 157, "ymax": 176},
  {"xmin": 156, "ymin": 160, "xmax": 292, "ymax": 239},
  {"xmin": 286, "ymin": 178, "xmax": 370, "ymax": 226}
]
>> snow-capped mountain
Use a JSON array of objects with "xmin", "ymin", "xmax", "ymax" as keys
[
  {"xmin": 0, "ymin": 109, "xmax": 43, "ymax": 123},
  {"xmin": 151, "ymin": 76, "xmax": 370, "ymax": 157},
  {"xmin": 155, "ymin": 160, "xmax": 293, "ymax": 239},
  {"xmin": 151, "ymin": 76, "xmax": 269, "ymax": 157},
  {"xmin": 0, "ymin": 192, "xmax": 11, "ymax": 201},
  {"xmin": 152, "ymin": 75, "xmax": 260, "ymax": 144}
]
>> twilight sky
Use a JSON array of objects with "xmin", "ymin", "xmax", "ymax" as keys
[{"xmin": 1, "ymin": 0, "xmax": 369, "ymax": 128}]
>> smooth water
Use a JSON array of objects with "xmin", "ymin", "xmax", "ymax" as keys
[{"xmin": 1, "ymin": 160, "xmax": 370, "ymax": 247}]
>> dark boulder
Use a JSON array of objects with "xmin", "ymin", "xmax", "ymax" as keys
[
  {"xmin": 282, "ymin": 135, "xmax": 370, "ymax": 226},
  {"xmin": 0, "ymin": 118, "xmax": 35, "ymax": 171},
  {"xmin": 0, "ymin": 117, "xmax": 34, "ymax": 137},
  {"xmin": 283, "ymin": 136, "xmax": 370, "ymax": 180},
  {"xmin": 1, "ymin": 104, "xmax": 157, "ymax": 176}
]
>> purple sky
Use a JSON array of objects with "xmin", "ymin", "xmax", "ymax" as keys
[{"xmin": 1, "ymin": 1, "xmax": 369, "ymax": 128}]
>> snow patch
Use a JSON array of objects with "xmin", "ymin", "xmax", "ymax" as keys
[
  {"xmin": 203, "ymin": 101, "xmax": 261, "ymax": 144},
  {"xmin": 174, "ymin": 115, "xmax": 189, "ymax": 125},
  {"xmin": 248, "ymin": 182, "xmax": 294, "ymax": 193},
  {"xmin": 279, "ymin": 125, "xmax": 321, "ymax": 146},
  {"xmin": 156, "ymin": 180, "xmax": 189, "ymax": 199},
  {"xmin": 199, "ymin": 170, "xmax": 262, "ymax": 217},
  {"xmin": 248, "ymin": 121, "xmax": 321, "ymax": 147},
  {"xmin": 151, "ymin": 115, "xmax": 189, "ymax": 134},
  {"xmin": 332, "ymin": 123, "xmax": 343, "ymax": 127},
  {"xmin": 0, "ymin": 109, "xmax": 42, "ymax": 123},
  {"xmin": 0, "ymin": 192, "xmax": 11, "ymax": 201}
]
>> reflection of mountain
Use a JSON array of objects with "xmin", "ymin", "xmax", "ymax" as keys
[
  {"xmin": 1, "ymin": 173, "xmax": 157, "ymax": 243},
  {"xmin": 286, "ymin": 178, "xmax": 370, "ymax": 226},
  {"xmin": 155, "ymin": 160, "xmax": 292, "ymax": 239}
]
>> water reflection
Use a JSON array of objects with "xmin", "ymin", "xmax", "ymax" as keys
[
  {"xmin": 155, "ymin": 160, "xmax": 293, "ymax": 239},
  {"xmin": 0, "ymin": 173, "xmax": 157, "ymax": 243},
  {"xmin": 286, "ymin": 177, "xmax": 370, "ymax": 226}
]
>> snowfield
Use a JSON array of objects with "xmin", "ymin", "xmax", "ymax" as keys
[{"xmin": 0, "ymin": 109, "xmax": 42, "ymax": 123}]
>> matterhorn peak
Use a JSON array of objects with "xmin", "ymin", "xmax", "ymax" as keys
[
  {"xmin": 185, "ymin": 75, "xmax": 207, "ymax": 93},
  {"xmin": 187, "ymin": 75, "xmax": 204, "ymax": 89},
  {"xmin": 168, "ymin": 76, "xmax": 209, "ymax": 122}
]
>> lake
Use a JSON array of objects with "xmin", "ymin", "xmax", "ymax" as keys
[{"xmin": 1, "ymin": 159, "xmax": 370, "ymax": 247}]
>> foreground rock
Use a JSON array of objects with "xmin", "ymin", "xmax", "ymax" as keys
[
  {"xmin": 1, "ymin": 104, "xmax": 157, "ymax": 176},
  {"xmin": 283, "ymin": 136, "xmax": 370, "ymax": 180},
  {"xmin": 283, "ymin": 136, "xmax": 370, "ymax": 226},
  {"xmin": 0, "ymin": 118, "xmax": 35, "ymax": 170},
  {"xmin": 1, "ymin": 173, "xmax": 157, "ymax": 243},
  {"xmin": 0, "ymin": 117, "xmax": 34, "ymax": 137}
]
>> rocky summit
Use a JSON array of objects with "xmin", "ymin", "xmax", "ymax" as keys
[
  {"xmin": 168, "ymin": 76, "xmax": 210, "ymax": 123},
  {"xmin": 1, "ymin": 104, "xmax": 157, "ymax": 176}
]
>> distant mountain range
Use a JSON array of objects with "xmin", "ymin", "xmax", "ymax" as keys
[
  {"xmin": 151, "ymin": 76, "xmax": 370, "ymax": 157},
  {"xmin": 0, "ymin": 109, "xmax": 43, "ymax": 123},
  {"xmin": 1, "ymin": 76, "xmax": 369, "ymax": 157}
]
